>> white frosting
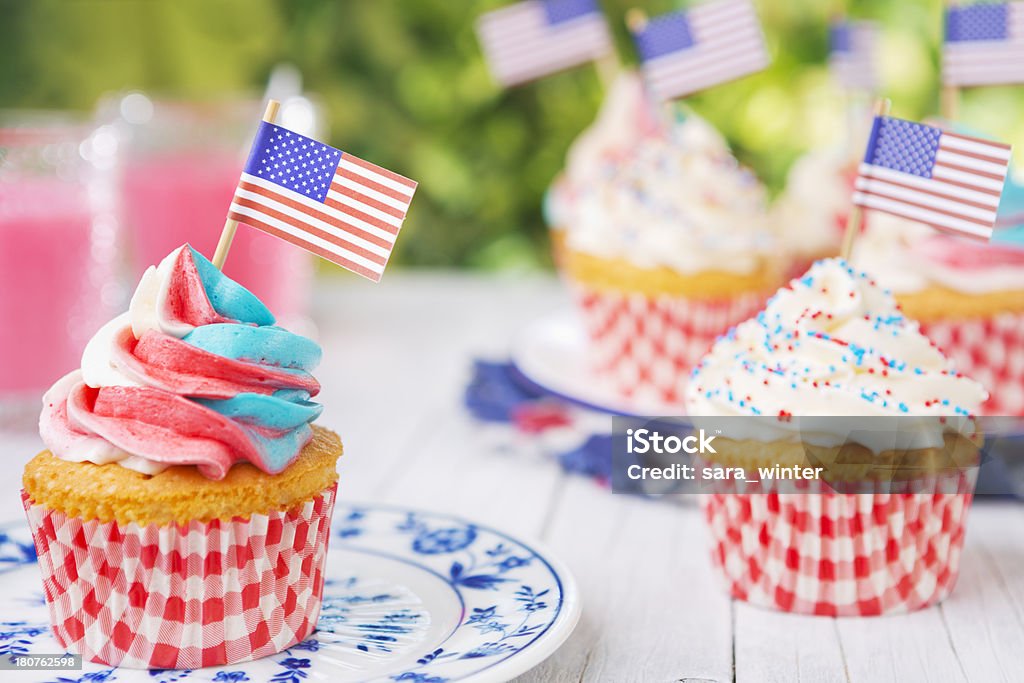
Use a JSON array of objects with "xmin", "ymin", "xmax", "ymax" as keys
[
  {"xmin": 554, "ymin": 72, "xmax": 774, "ymax": 275},
  {"xmin": 770, "ymin": 109, "xmax": 878, "ymax": 260},
  {"xmin": 563, "ymin": 73, "xmax": 663, "ymax": 182},
  {"xmin": 685, "ymin": 259, "xmax": 986, "ymax": 451},
  {"xmin": 129, "ymin": 246, "xmax": 195, "ymax": 338},
  {"xmin": 81, "ymin": 247, "xmax": 190, "ymax": 390},
  {"xmin": 80, "ymin": 313, "xmax": 139, "ymax": 389},
  {"xmin": 771, "ymin": 148, "xmax": 853, "ymax": 258}
]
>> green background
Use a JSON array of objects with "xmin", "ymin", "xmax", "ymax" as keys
[{"xmin": 2, "ymin": 0, "xmax": 1022, "ymax": 270}]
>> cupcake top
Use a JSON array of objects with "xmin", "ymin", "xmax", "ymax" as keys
[
  {"xmin": 39, "ymin": 245, "xmax": 322, "ymax": 480},
  {"xmin": 853, "ymin": 214, "xmax": 1024, "ymax": 295},
  {"xmin": 553, "ymin": 72, "xmax": 773, "ymax": 275},
  {"xmin": 685, "ymin": 258, "xmax": 987, "ymax": 422}
]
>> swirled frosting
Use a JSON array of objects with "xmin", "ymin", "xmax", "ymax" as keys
[
  {"xmin": 853, "ymin": 214, "xmax": 1024, "ymax": 295},
  {"xmin": 39, "ymin": 245, "xmax": 322, "ymax": 479},
  {"xmin": 685, "ymin": 259, "xmax": 986, "ymax": 446},
  {"xmin": 551, "ymin": 72, "xmax": 774, "ymax": 274}
]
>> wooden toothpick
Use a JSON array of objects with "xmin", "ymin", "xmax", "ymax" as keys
[
  {"xmin": 840, "ymin": 97, "xmax": 892, "ymax": 262},
  {"xmin": 940, "ymin": 0, "xmax": 960, "ymax": 121},
  {"xmin": 594, "ymin": 51, "xmax": 621, "ymax": 91},
  {"xmin": 940, "ymin": 83, "xmax": 960, "ymax": 121},
  {"xmin": 625, "ymin": 7, "xmax": 648, "ymax": 34},
  {"xmin": 211, "ymin": 98, "xmax": 281, "ymax": 270}
]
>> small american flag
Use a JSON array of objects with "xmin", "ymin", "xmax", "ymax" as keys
[
  {"xmin": 228, "ymin": 122, "xmax": 417, "ymax": 282},
  {"xmin": 853, "ymin": 116, "xmax": 1011, "ymax": 241},
  {"xmin": 632, "ymin": 0, "xmax": 770, "ymax": 101},
  {"xmin": 829, "ymin": 21, "xmax": 878, "ymax": 91},
  {"xmin": 476, "ymin": 0, "xmax": 613, "ymax": 87},
  {"xmin": 944, "ymin": 2, "xmax": 1024, "ymax": 87}
]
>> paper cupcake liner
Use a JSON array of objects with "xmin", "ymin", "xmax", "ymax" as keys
[
  {"xmin": 574, "ymin": 286, "xmax": 768, "ymax": 405},
  {"xmin": 918, "ymin": 312, "xmax": 1024, "ymax": 415},
  {"xmin": 22, "ymin": 484, "xmax": 337, "ymax": 669},
  {"xmin": 700, "ymin": 473, "xmax": 976, "ymax": 616}
]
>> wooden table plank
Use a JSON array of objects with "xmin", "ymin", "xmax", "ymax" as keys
[
  {"xmin": 835, "ymin": 606, "xmax": 968, "ymax": 683},
  {"xmin": 735, "ymin": 604, "xmax": 847, "ymax": 683},
  {"xmin": 313, "ymin": 273, "xmax": 566, "ymax": 499},
  {"xmin": 940, "ymin": 503, "xmax": 1024, "ymax": 683},
  {"xmin": 519, "ymin": 484, "xmax": 733, "ymax": 683},
  {"xmin": 378, "ymin": 411, "xmax": 567, "ymax": 540}
]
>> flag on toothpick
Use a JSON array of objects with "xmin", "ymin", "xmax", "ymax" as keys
[
  {"xmin": 228, "ymin": 122, "xmax": 417, "ymax": 282},
  {"xmin": 829, "ymin": 20, "xmax": 879, "ymax": 91},
  {"xmin": 476, "ymin": 0, "xmax": 614, "ymax": 87},
  {"xmin": 943, "ymin": 2, "xmax": 1024, "ymax": 87},
  {"xmin": 632, "ymin": 0, "xmax": 770, "ymax": 101},
  {"xmin": 853, "ymin": 115, "xmax": 1011, "ymax": 241}
]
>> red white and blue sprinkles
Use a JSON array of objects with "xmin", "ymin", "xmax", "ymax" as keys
[{"xmin": 687, "ymin": 258, "xmax": 987, "ymax": 420}]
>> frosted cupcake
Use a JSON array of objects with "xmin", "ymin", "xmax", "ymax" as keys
[
  {"xmin": 555, "ymin": 74, "xmax": 780, "ymax": 405},
  {"xmin": 24, "ymin": 245, "xmax": 341, "ymax": 668},
  {"xmin": 853, "ymin": 215, "xmax": 1024, "ymax": 415},
  {"xmin": 686, "ymin": 258, "xmax": 986, "ymax": 615}
]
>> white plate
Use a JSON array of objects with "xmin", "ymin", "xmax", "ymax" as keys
[
  {"xmin": 0, "ymin": 503, "xmax": 580, "ymax": 682},
  {"xmin": 509, "ymin": 310, "xmax": 680, "ymax": 417}
]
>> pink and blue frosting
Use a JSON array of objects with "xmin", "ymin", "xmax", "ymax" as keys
[{"xmin": 40, "ymin": 245, "xmax": 322, "ymax": 480}]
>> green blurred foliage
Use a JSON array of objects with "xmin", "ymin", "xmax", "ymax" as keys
[{"xmin": 2, "ymin": 0, "xmax": 1023, "ymax": 270}]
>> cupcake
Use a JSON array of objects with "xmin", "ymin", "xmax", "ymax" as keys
[
  {"xmin": 24, "ymin": 245, "xmax": 341, "ymax": 669},
  {"xmin": 686, "ymin": 258, "xmax": 986, "ymax": 616},
  {"xmin": 853, "ymin": 214, "xmax": 1024, "ymax": 415},
  {"xmin": 555, "ymin": 74, "xmax": 780, "ymax": 405}
]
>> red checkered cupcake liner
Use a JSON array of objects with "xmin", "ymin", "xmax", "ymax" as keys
[
  {"xmin": 701, "ymin": 474, "xmax": 976, "ymax": 616},
  {"xmin": 22, "ymin": 483, "xmax": 337, "ymax": 669},
  {"xmin": 919, "ymin": 311, "xmax": 1024, "ymax": 415},
  {"xmin": 573, "ymin": 286, "xmax": 769, "ymax": 405}
]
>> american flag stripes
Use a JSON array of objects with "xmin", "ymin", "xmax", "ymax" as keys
[
  {"xmin": 829, "ymin": 21, "xmax": 878, "ymax": 91},
  {"xmin": 944, "ymin": 2, "xmax": 1024, "ymax": 87},
  {"xmin": 853, "ymin": 116, "xmax": 1012, "ymax": 241},
  {"xmin": 228, "ymin": 122, "xmax": 417, "ymax": 282},
  {"xmin": 476, "ymin": 0, "xmax": 614, "ymax": 87},
  {"xmin": 632, "ymin": 0, "xmax": 770, "ymax": 101}
]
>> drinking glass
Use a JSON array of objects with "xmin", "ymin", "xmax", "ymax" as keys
[{"xmin": 0, "ymin": 113, "xmax": 121, "ymax": 426}]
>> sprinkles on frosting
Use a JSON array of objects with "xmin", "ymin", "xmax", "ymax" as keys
[{"xmin": 686, "ymin": 258, "xmax": 986, "ymax": 420}]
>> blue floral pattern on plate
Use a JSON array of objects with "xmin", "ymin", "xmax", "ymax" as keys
[{"xmin": 0, "ymin": 504, "xmax": 579, "ymax": 682}]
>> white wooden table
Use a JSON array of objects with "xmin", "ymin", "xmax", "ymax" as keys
[{"xmin": 2, "ymin": 273, "xmax": 1022, "ymax": 682}]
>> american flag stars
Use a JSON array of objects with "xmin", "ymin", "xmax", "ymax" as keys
[{"xmin": 252, "ymin": 127, "xmax": 342, "ymax": 196}]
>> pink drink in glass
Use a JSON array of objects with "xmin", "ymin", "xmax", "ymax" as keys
[{"xmin": 0, "ymin": 126, "xmax": 118, "ymax": 413}]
